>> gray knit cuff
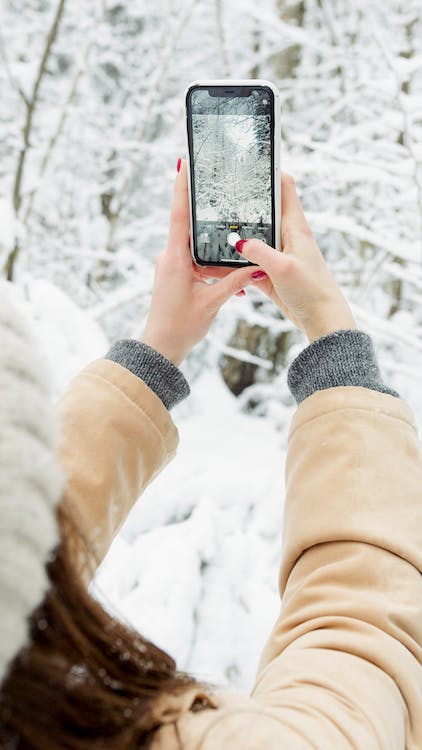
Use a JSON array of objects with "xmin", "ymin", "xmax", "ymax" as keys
[
  {"xmin": 287, "ymin": 329, "xmax": 400, "ymax": 405},
  {"xmin": 105, "ymin": 340, "xmax": 190, "ymax": 411}
]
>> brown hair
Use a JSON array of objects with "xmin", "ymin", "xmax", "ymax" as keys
[{"xmin": 0, "ymin": 502, "xmax": 213, "ymax": 749}]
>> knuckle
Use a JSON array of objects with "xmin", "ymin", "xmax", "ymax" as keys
[{"xmin": 280, "ymin": 253, "xmax": 296, "ymax": 274}]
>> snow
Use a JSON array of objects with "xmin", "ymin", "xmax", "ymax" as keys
[
  {"xmin": 92, "ymin": 365, "xmax": 286, "ymax": 689},
  {"xmin": 2, "ymin": 0, "xmax": 422, "ymax": 700},
  {"xmin": 0, "ymin": 200, "xmax": 15, "ymax": 251},
  {"xmin": 26, "ymin": 280, "xmax": 109, "ymax": 395},
  {"xmin": 2, "ymin": 280, "xmax": 108, "ymax": 396}
]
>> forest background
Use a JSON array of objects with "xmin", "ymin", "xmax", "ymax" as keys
[{"xmin": 1, "ymin": 0, "xmax": 421, "ymax": 690}]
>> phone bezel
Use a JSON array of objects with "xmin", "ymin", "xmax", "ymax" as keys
[{"xmin": 184, "ymin": 79, "xmax": 281, "ymax": 268}]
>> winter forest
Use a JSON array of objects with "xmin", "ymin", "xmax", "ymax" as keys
[{"xmin": 1, "ymin": 0, "xmax": 422, "ymax": 690}]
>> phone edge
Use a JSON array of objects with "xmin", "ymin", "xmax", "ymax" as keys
[{"xmin": 184, "ymin": 79, "xmax": 282, "ymax": 268}]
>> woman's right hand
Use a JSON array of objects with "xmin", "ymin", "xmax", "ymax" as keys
[{"xmin": 237, "ymin": 173, "xmax": 357, "ymax": 342}]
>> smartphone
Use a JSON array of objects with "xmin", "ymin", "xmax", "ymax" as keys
[{"xmin": 185, "ymin": 79, "xmax": 281, "ymax": 268}]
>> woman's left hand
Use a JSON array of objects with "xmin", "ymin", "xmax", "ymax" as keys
[{"xmin": 140, "ymin": 158, "xmax": 261, "ymax": 366}]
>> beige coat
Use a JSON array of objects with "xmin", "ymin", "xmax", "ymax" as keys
[{"xmin": 57, "ymin": 358, "xmax": 422, "ymax": 749}]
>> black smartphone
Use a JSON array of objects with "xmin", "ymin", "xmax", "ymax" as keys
[{"xmin": 185, "ymin": 79, "xmax": 281, "ymax": 267}]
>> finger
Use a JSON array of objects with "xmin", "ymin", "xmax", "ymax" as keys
[
  {"xmin": 167, "ymin": 158, "xmax": 190, "ymax": 257},
  {"xmin": 193, "ymin": 264, "xmax": 250, "ymax": 280},
  {"xmin": 235, "ymin": 238, "xmax": 291, "ymax": 279},
  {"xmin": 196, "ymin": 272, "xmax": 245, "ymax": 295},
  {"xmin": 207, "ymin": 265, "xmax": 261, "ymax": 310},
  {"xmin": 281, "ymin": 172, "xmax": 312, "ymax": 242}
]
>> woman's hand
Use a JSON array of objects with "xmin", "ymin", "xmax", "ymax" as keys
[
  {"xmin": 140, "ymin": 158, "xmax": 262, "ymax": 366},
  {"xmin": 236, "ymin": 173, "xmax": 357, "ymax": 342}
]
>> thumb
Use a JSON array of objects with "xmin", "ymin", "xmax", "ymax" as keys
[
  {"xmin": 236, "ymin": 239, "xmax": 286, "ymax": 278},
  {"xmin": 207, "ymin": 265, "xmax": 259, "ymax": 310}
]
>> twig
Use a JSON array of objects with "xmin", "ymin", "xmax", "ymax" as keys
[
  {"xmin": 351, "ymin": 301, "xmax": 422, "ymax": 354},
  {"xmin": 103, "ymin": 0, "xmax": 202, "ymax": 254},
  {"xmin": 306, "ymin": 210, "xmax": 415, "ymax": 262},
  {"xmin": 290, "ymin": 133, "xmax": 413, "ymax": 181},
  {"xmin": 0, "ymin": 25, "xmax": 28, "ymax": 107},
  {"xmin": 4, "ymin": 0, "xmax": 66, "ymax": 281},
  {"xmin": 207, "ymin": 336, "xmax": 274, "ymax": 370},
  {"xmin": 370, "ymin": 20, "xmax": 422, "ymax": 262},
  {"xmin": 22, "ymin": 43, "xmax": 92, "ymax": 230},
  {"xmin": 87, "ymin": 277, "xmax": 153, "ymax": 320},
  {"xmin": 12, "ymin": 0, "xmax": 66, "ymax": 214}
]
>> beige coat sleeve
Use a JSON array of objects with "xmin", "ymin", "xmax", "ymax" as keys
[
  {"xmin": 56, "ymin": 359, "xmax": 179, "ymax": 586},
  {"xmin": 246, "ymin": 385, "xmax": 422, "ymax": 749},
  {"xmin": 158, "ymin": 385, "xmax": 422, "ymax": 750}
]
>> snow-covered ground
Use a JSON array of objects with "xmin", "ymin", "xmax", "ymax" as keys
[
  {"xmin": 92, "ymin": 366, "xmax": 287, "ymax": 691},
  {"xmin": 13, "ymin": 278, "xmax": 422, "ymax": 694}
]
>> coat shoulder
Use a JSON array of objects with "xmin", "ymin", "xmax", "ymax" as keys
[{"xmin": 151, "ymin": 690, "xmax": 289, "ymax": 750}]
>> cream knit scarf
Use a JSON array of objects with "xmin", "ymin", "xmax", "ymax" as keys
[{"xmin": 0, "ymin": 282, "xmax": 64, "ymax": 687}]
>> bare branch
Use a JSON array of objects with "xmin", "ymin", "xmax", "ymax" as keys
[
  {"xmin": 306, "ymin": 210, "xmax": 416, "ymax": 263},
  {"xmin": 104, "ymin": 0, "xmax": 198, "ymax": 254},
  {"xmin": 4, "ymin": 0, "xmax": 66, "ymax": 281},
  {"xmin": 208, "ymin": 337, "xmax": 274, "ymax": 370},
  {"xmin": 352, "ymin": 300, "xmax": 422, "ymax": 355},
  {"xmin": 370, "ymin": 19, "xmax": 422, "ymax": 263},
  {"xmin": 22, "ymin": 43, "xmax": 92, "ymax": 230},
  {"xmin": 12, "ymin": 0, "xmax": 66, "ymax": 215}
]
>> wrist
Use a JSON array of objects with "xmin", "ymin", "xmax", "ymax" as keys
[{"xmin": 304, "ymin": 310, "xmax": 357, "ymax": 343}]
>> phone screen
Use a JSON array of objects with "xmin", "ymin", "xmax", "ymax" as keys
[{"xmin": 186, "ymin": 85, "xmax": 275, "ymax": 265}]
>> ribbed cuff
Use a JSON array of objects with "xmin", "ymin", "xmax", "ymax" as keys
[
  {"xmin": 287, "ymin": 329, "xmax": 400, "ymax": 405},
  {"xmin": 105, "ymin": 340, "xmax": 190, "ymax": 411}
]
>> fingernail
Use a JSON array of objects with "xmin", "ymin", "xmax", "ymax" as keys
[
  {"xmin": 238, "ymin": 289, "xmax": 246, "ymax": 296},
  {"xmin": 251, "ymin": 270, "xmax": 267, "ymax": 280},
  {"xmin": 235, "ymin": 239, "xmax": 247, "ymax": 253},
  {"xmin": 177, "ymin": 157, "xmax": 182, "ymax": 173}
]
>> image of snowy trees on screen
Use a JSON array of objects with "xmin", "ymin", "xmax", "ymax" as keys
[{"xmin": 192, "ymin": 90, "xmax": 272, "ymax": 262}]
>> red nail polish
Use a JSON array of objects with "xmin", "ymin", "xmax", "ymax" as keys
[
  {"xmin": 235, "ymin": 239, "xmax": 247, "ymax": 253},
  {"xmin": 177, "ymin": 157, "xmax": 182, "ymax": 173},
  {"xmin": 251, "ymin": 270, "xmax": 267, "ymax": 279},
  {"xmin": 238, "ymin": 289, "xmax": 246, "ymax": 296}
]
